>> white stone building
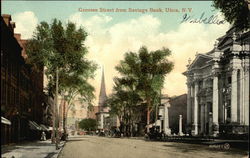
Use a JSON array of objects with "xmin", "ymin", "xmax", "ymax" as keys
[
  {"xmin": 183, "ymin": 27, "xmax": 249, "ymax": 136},
  {"xmin": 157, "ymin": 95, "xmax": 172, "ymax": 135}
]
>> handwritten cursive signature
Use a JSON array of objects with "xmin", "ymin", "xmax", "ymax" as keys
[{"xmin": 181, "ymin": 12, "xmax": 226, "ymax": 25}]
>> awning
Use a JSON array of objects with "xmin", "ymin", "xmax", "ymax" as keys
[
  {"xmin": 1, "ymin": 117, "xmax": 11, "ymax": 125},
  {"xmin": 40, "ymin": 124, "xmax": 49, "ymax": 131},
  {"xmin": 29, "ymin": 121, "xmax": 42, "ymax": 130},
  {"xmin": 32, "ymin": 121, "xmax": 42, "ymax": 130}
]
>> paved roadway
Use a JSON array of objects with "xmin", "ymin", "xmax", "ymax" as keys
[{"xmin": 58, "ymin": 135, "xmax": 248, "ymax": 158}]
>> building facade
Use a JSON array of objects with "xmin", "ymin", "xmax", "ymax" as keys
[
  {"xmin": 184, "ymin": 28, "xmax": 249, "ymax": 137},
  {"xmin": 66, "ymin": 98, "xmax": 88, "ymax": 131},
  {"xmin": 1, "ymin": 14, "xmax": 45, "ymax": 145},
  {"xmin": 168, "ymin": 94, "xmax": 187, "ymax": 135}
]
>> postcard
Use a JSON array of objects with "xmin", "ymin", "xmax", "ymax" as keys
[{"xmin": 1, "ymin": 0, "xmax": 249, "ymax": 158}]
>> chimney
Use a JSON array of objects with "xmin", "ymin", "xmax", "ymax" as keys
[
  {"xmin": 2, "ymin": 14, "xmax": 11, "ymax": 26},
  {"xmin": 2, "ymin": 14, "xmax": 15, "ymax": 33}
]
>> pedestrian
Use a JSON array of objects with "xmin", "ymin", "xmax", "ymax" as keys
[{"xmin": 41, "ymin": 131, "xmax": 46, "ymax": 141}]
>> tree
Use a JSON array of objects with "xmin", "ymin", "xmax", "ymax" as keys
[
  {"xmin": 213, "ymin": 0, "xmax": 250, "ymax": 31},
  {"xmin": 116, "ymin": 46, "xmax": 174, "ymax": 133},
  {"xmin": 79, "ymin": 118, "xmax": 97, "ymax": 131},
  {"xmin": 26, "ymin": 19, "xmax": 97, "ymax": 134},
  {"xmin": 106, "ymin": 77, "xmax": 142, "ymax": 136}
]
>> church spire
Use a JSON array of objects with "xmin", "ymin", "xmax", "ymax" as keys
[{"xmin": 98, "ymin": 66, "xmax": 107, "ymax": 110}]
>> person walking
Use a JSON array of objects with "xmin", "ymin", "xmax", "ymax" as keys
[{"xmin": 41, "ymin": 131, "xmax": 46, "ymax": 141}]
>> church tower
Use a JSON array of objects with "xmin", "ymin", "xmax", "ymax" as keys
[
  {"xmin": 98, "ymin": 68, "xmax": 107, "ymax": 112},
  {"xmin": 96, "ymin": 66, "xmax": 109, "ymax": 129}
]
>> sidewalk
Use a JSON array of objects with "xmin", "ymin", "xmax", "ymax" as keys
[{"xmin": 1, "ymin": 140, "xmax": 65, "ymax": 158}]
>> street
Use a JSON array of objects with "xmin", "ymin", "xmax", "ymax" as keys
[{"xmin": 58, "ymin": 136, "xmax": 248, "ymax": 158}]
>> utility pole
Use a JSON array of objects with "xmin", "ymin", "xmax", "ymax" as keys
[
  {"xmin": 55, "ymin": 67, "xmax": 59, "ymax": 150},
  {"xmin": 52, "ymin": 77, "xmax": 56, "ymax": 144}
]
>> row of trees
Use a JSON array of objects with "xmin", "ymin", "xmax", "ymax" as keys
[
  {"xmin": 26, "ymin": 19, "xmax": 97, "ymax": 137},
  {"xmin": 106, "ymin": 47, "xmax": 174, "ymax": 136}
]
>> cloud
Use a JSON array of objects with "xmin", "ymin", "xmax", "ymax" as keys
[
  {"xmin": 68, "ymin": 12, "xmax": 230, "ymax": 104},
  {"xmin": 9, "ymin": 10, "xmax": 230, "ymax": 105},
  {"xmin": 12, "ymin": 11, "xmax": 38, "ymax": 39}
]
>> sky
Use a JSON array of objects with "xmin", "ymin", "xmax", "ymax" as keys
[{"xmin": 2, "ymin": 1, "xmax": 230, "ymax": 105}]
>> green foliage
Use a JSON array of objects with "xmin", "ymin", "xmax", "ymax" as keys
[
  {"xmin": 108, "ymin": 46, "xmax": 174, "ymax": 134},
  {"xmin": 213, "ymin": 0, "xmax": 250, "ymax": 31},
  {"xmin": 79, "ymin": 118, "xmax": 97, "ymax": 131},
  {"xmin": 26, "ymin": 19, "xmax": 97, "ymax": 134},
  {"xmin": 26, "ymin": 19, "xmax": 97, "ymax": 110},
  {"xmin": 116, "ymin": 46, "xmax": 174, "ymax": 108}
]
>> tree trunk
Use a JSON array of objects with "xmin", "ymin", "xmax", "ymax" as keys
[
  {"xmin": 146, "ymin": 97, "xmax": 151, "ymax": 133},
  {"xmin": 147, "ymin": 106, "xmax": 150, "ymax": 133},
  {"xmin": 63, "ymin": 100, "xmax": 67, "ymax": 134},
  {"xmin": 129, "ymin": 106, "xmax": 132, "ymax": 137}
]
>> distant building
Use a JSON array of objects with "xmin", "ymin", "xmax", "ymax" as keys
[
  {"xmin": 87, "ymin": 106, "xmax": 99, "ymax": 120},
  {"xmin": 183, "ymin": 27, "xmax": 249, "ymax": 136},
  {"xmin": 168, "ymin": 94, "xmax": 187, "ymax": 135},
  {"xmin": 1, "ymin": 14, "xmax": 44, "ymax": 145},
  {"xmin": 66, "ymin": 99, "xmax": 88, "ymax": 130}
]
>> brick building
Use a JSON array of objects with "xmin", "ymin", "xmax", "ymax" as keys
[{"xmin": 1, "ymin": 14, "xmax": 45, "ymax": 145}]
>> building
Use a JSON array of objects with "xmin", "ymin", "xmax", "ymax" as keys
[
  {"xmin": 183, "ymin": 27, "xmax": 249, "ymax": 137},
  {"xmin": 168, "ymin": 94, "xmax": 187, "ymax": 135},
  {"xmin": 154, "ymin": 94, "xmax": 172, "ymax": 135},
  {"xmin": 96, "ymin": 68, "xmax": 110, "ymax": 130},
  {"xmin": 66, "ymin": 99, "xmax": 88, "ymax": 131},
  {"xmin": 1, "ymin": 14, "xmax": 45, "ymax": 144},
  {"xmin": 87, "ymin": 106, "xmax": 99, "ymax": 120},
  {"xmin": 42, "ymin": 94, "xmax": 53, "ymax": 127}
]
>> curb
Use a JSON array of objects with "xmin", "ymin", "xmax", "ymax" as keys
[{"xmin": 54, "ymin": 141, "xmax": 66, "ymax": 158}]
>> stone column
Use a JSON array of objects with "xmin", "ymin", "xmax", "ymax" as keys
[
  {"xmin": 244, "ymin": 66, "xmax": 249, "ymax": 125},
  {"xmin": 179, "ymin": 115, "xmax": 184, "ymax": 136},
  {"xmin": 163, "ymin": 102, "xmax": 171, "ymax": 135},
  {"xmin": 187, "ymin": 84, "xmax": 191, "ymax": 125},
  {"xmin": 100, "ymin": 113, "xmax": 104, "ymax": 129},
  {"xmin": 231, "ymin": 69, "xmax": 238, "ymax": 123},
  {"xmin": 200, "ymin": 104, "xmax": 205, "ymax": 135},
  {"xmin": 240, "ymin": 68, "xmax": 244, "ymax": 124},
  {"xmin": 212, "ymin": 73, "xmax": 219, "ymax": 136},
  {"xmin": 192, "ymin": 81, "xmax": 199, "ymax": 135},
  {"xmin": 209, "ymin": 112, "xmax": 213, "ymax": 136}
]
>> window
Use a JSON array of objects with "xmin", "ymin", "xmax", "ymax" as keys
[
  {"xmin": 1, "ymin": 80, "xmax": 6, "ymax": 105},
  {"xmin": 227, "ymin": 76, "xmax": 231, "ymax": 84},
  {"xmin": 1, "ymin": 50, "xmax": 4, "ymax": 67}
]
